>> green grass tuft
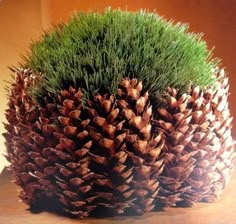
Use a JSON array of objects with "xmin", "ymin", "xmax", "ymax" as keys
[{"xmin": 21, "ymin": 8, "xmax": 219, "ymax": 104}]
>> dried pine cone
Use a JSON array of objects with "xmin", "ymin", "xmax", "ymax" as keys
[
  {"xmin": 81, "ymin": 79, "xmax": 164, "ymax": 216},
  {"xmin": 3, "ymin": 68, "xmax": 58, "ymax": 206},
  {"xmin": 154, "ymin": 69, "xmax": 236, "ymax": 207}
]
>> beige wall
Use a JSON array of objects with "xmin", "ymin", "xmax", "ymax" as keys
[{"xmin": 1, "ymin": 0, "xmax": 236, "ymax": 171}]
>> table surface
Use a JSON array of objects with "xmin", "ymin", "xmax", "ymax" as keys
[{"xmin": 0, "ymin": 169, "xmax": 235, "ymax": 224}]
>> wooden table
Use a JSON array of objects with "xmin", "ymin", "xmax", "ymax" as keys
[{"xmin": 0, "ymin": 169, "xmax": 235, "ymax": 224}]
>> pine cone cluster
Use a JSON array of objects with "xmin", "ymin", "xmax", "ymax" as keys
[
  {"xmin": 3, "ymin": 68, "xmax": 235, "ymax": 218},
  {"xmin": 4, "ymin": 69, "xmax": 164, "ymax": 217}
]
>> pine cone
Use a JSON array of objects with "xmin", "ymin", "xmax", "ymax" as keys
[
  {"xmin": 37, "ymin": 87, "xmax": 96, "ymax": 218},
  {"xmin": 154, "ymin": 89, "xmax": 197, "ymax": 207},
  {"xmin": 82, "ymin": 79, "xmax": 164, "ymax": 216},
  {"xmin": 154, "ymin": 69, "xmax": 236, "ymax": 207},
  {"xmin": 3, "ymin": 68, "xmax": 58, "ymax": 206},
  {"xmin": 183, "ymin": 69, "xmax": 236, "ymax": 204}
]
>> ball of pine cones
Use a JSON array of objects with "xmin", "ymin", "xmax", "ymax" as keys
[{"xmin": 3, "ymin": 9, "xmax": 236, "ymax": 218}]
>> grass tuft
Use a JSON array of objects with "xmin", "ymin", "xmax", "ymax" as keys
[{"xmin": 21, "ymin": 8, "xmax": 219, "ymax": 104}]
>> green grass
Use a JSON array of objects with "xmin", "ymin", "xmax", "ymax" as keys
[{"xmin": 21, "ymin": 8, "xmax": 218, "ymax": 104}]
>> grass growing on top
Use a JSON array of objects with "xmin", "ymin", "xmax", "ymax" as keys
[{"xmin": 21, "ymin": 8, "xmax": 218, "ymax": 104}]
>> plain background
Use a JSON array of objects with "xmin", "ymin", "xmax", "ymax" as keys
[{"xmin": 0, "ymin": 0, "xmax": 236, "ymax": 170}]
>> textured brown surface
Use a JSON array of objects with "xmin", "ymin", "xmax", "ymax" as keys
[{"xmin": 0, "ymin": 169, "xmax": 235, "ymax": 224}]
